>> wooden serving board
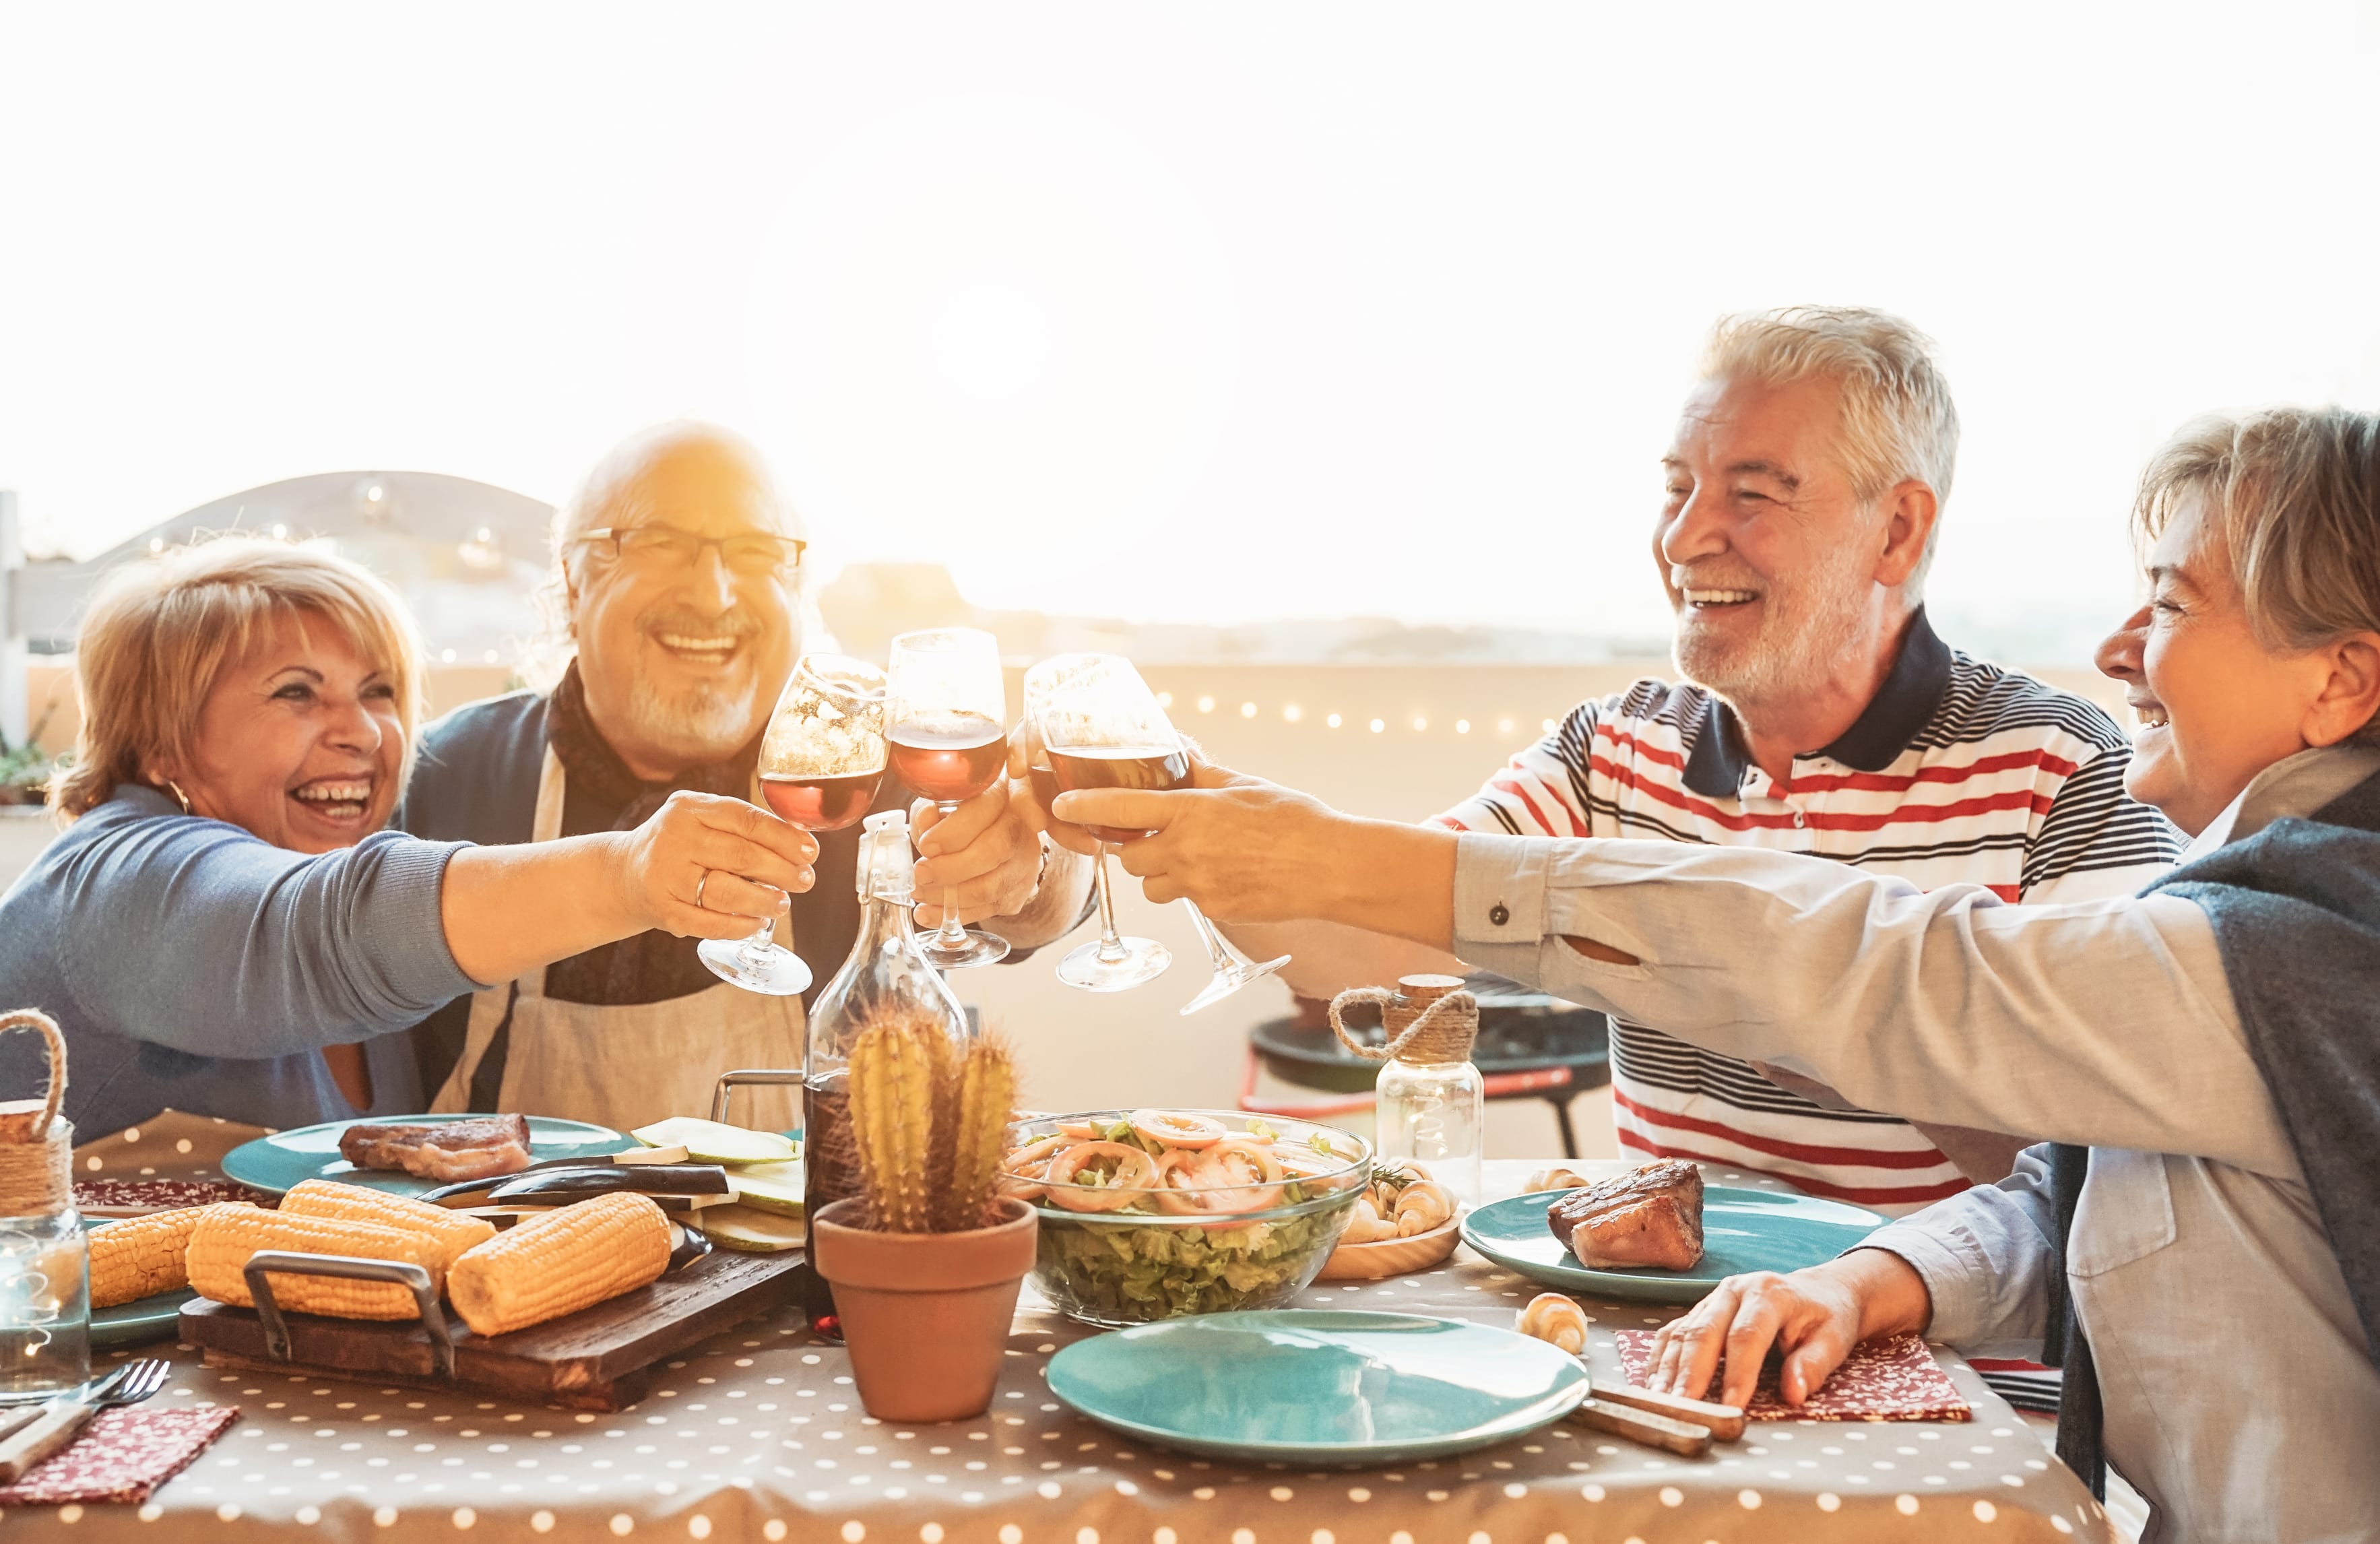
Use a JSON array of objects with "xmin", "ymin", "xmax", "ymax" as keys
[
  {"xmin": 179, "ymin": 1248, "xmax": 808, "ymax": 1411},
  {"xmin": 1316, "ymin": 1217, "xmax": 1462, "ymax": 1281}
]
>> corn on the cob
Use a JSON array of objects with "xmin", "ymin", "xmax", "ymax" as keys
[
  {"xmin": 89, "ymin": 1206, "xmax": 210, "ymax": 1308},
  {"xmin": 187, "ymin": 1203, "xmax": 446, "ymax": 1320},
  {"xmin": 280, "ymin": 1178, "xmax": 495, "ymax": 1270},
  {"xmin": 446, "ymin": 1192, "xmax": 672, "ymax": 1337}
]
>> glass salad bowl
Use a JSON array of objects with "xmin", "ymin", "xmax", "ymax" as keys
[{"xmin": 1004, "ymin": 1109, "xmax": 1372, "ymax": 1328}]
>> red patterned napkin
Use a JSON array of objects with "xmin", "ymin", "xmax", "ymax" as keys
[
  {"xmin": 0, "ymin": 1407, "xmax": 240, "ymax": 1504},
  {"xmin": 1615, "ymin": 1330, "xmax": 1970, "ymax": 1422},
  {"xmin": 75, "ymin": 1178, "xmax": 269, "ymax": 1215}
]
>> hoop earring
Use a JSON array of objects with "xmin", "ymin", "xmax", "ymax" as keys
[{"xmin": 164, "ymin": 780, "xmax": 193, "ymax": 814}]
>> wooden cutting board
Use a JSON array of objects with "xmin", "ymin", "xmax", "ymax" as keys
[{"xmin": 179, "ymin": 1249, "xmax": 808, "ymax": 1411}]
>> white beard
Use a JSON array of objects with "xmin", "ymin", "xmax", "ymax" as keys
[
  {"xmin": 1672, "ymin": 545, "xmax": 1874, "ymax": 712},
  {"xmin": 622, "ymin": 674, "xmax": 759, "ymax": 763}
]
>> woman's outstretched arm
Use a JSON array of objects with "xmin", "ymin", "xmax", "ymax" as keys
[
  {"xmin": 48, "ymin": 791, "xmax": 814, "ymax": 1058},
  {"xmin": 1058, "ymin": 765, "xmax": 2287, "ymax": 1176}
]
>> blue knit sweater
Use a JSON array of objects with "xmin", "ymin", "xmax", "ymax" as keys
[{"xmin": 0, "ymin": 787, "xmax": 480, "ymax": 1135}]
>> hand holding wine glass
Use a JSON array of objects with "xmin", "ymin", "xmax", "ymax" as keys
[
  {"xmin": 699, "ymin": 653, "xmax": 887, "ymax": 996},
  {"xmin": 887, "ymin": 628, "xmax": 1012, "ymax": 969},
  {"xmin": 1027, "ymin": 653, "xmax": 1173, "ymax": 992},
  {"xmin": 1035, "ymin": 654, "xmax": 1288, "ymax": 1014}
]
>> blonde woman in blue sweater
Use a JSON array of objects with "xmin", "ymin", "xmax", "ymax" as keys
[{"xmin": 0, "ymin": 538, "xmax": 817, "ymax": 1134}]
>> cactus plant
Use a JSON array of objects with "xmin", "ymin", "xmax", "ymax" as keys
[
  {"xmin": 846, "ymin": 1006, "xmax": 939, "ymax": 1233},
  {"xmin": 847, "ymin": 1008, "xmax": 1020, "ymax": 1235},
  {"xmin": 921, "ymin": 1016, "xmax": 960, "ymax": 1227},
  {"xmin": 939, "ymin": 1036, "xmax": 1017, "ymax": 1232}
]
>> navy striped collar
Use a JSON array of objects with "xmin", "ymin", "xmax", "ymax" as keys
[{"xmin": 1681, "ymin": 607, "xmax": 1953, "ymax": 798}]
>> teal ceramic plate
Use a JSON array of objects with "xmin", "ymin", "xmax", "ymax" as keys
[
  {"xmin": 1460, "ymin": 1186, "xmax": 1886, "ymax": 1305},
  {"xmin": 1046, "ymin": 1310, "xmax": 1589, "ymax": 1465},
  {"xmin": 222, "ymin": 1114, "xmax": 628, "ymax": 1199},
  {"xmin": 82, "ymin": 1219, "xmax": 198, "ymax": 1349}
]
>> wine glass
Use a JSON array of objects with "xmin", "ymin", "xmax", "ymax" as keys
[
  {"xmin": 886, "ymin": 627, "xmax": 1011, "ymax": 969},
  {"xmin": 1035, "ymin": 653, "xmax": 1290, "ymax": 1015},
  {"xmin": 698, "ymin": 653, "xmax": 887, "ymax": 996},
  {"xmin": 1025, "ymin": 655, "xmax": 1171, "ymax": 992}
]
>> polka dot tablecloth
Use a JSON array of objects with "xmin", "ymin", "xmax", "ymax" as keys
[{"xmin": 26, "ymin": 1136, "xmax": 2120, "ymax": 1542}]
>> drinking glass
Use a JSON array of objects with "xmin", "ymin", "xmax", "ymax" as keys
[
  {"xmin": 1025, "ymin": 655, "xmax": 1171, "ymax": 992},
  {"xmin": 699, "ymin": 653, "xmax": 888, "ymax": 996},
  {"xmin": 886, "ymin": 628, "xmax": 1011, "ymax": 969},
  {"xmin": 1035, "ymin": 653, "xmax": 1290, "ymax": 1015}
]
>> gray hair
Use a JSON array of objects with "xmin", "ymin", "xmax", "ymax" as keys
[
  {"xmin": 2135, "ymin": 406, "xmax": 2380, "ymax": 747},
  {"xmin": 523, "ymin": 422, "xmax": 789, "ymax": 687},
  {"xmin": 1702, "ymin": 307, "xmax": 1960, "ymax": 596}
]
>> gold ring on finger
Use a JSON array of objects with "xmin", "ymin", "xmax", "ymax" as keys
[{"xmin": 695, "ymin": 869, "xmax": 712, "ymax": 909}]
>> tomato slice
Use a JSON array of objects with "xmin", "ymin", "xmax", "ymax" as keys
[
  {"xmin": 1151, "ymin": 1149, "xmax": 1217, "ymax": 1215},
  {"xmin": 1195, "ymin": 1138, "xmax": 1285, "ymax": 1213},
  {"xmin": 1127, "ymin": 1109, "xmax": 1229, "ymax": 1151},
  {"xmin": 1004, "ymin": 1134, "xmax": 1066, "ymax": 1168},
  {"xmin": 999, "ymin": 1157, "xmax": 1052, "ymax": 1202},
  {"xmin": 1043, "ymin": 1142, "xmax": 1157, "ymax": 1213}
]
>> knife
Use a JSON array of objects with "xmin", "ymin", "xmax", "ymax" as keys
[
  {"xmin": 0, "ymin": 1364, "xmax": 131, "ymax": 1483},
  {"xmin": 1571, "ymin": 1394, "xmax": 1714, "ymax": 1456},
  {"xmin": 1587, "ymin": 1378, "xmax": 1748, "ymax": 1441}
]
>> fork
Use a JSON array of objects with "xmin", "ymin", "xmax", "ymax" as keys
[{"xmin": 0, "ymin": 1358, "xmax": 172, "ymax": 1481}]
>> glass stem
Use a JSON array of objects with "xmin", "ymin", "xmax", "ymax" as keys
[
  {"xmin": 1184, "ymin": 902, "xmax": 1250, "ymax": 973},
  {"xmin": 736, "ymin": 913, "xmax": 776, "ymax": 969},
  {"xmin": 1091, "ymin": 846, "xmax": 1128, "ymax": 963},
  {"xmin": 932, "ymin": 801, "xmax": 972, "ymax": 949}
]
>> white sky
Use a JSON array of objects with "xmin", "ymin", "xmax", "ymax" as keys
[{"xmin": 3, "ymin": 2, "xmax": 2378, "ymax": 647}]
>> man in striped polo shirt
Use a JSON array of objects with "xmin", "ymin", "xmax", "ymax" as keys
[{"xmin": 1211, "ymin": 306, "xmax": 2180, "ymax": 1215}]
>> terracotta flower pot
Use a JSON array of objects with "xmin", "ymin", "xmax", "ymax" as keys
[{"xmin": 809, "ymin": 1196, "xmax": 1039, "ymax": 1423}]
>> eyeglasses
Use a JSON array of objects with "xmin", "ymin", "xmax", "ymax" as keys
[{"xmin": 575, "ymin": 523, "xmax": 807, "ymax": 578}]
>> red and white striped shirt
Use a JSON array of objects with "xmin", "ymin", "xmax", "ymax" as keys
[{"xmin": 1433, "ymin": 610, "xmax": 2181, "ymax": 1215}]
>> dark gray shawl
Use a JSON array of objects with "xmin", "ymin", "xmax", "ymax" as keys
[{"xmin": 2048, "ymin": 766, "xmax": 2380, "ymax": 1494}]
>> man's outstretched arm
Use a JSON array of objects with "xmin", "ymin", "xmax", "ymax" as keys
[{"xmin": 1226, "ymin": 917, "xmax": 1470, "ymax": 1000}]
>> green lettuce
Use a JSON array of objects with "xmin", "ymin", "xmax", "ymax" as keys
[{"xmin": 1033, "ymin": 1199, "xmax": 1352, "ymax": 1323}]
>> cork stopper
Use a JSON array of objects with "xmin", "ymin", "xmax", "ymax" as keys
[
  {"xmin": 0, "ymin": 1010, "xmax": 73, "ymax": 1216},
  {"xmin": 0, "ymin": 1099, "xmax": 53, "ymax": 1145},
  {"xmin": 1327, "ymin": 974, "xmax": 1480, "ymax": 1067}
]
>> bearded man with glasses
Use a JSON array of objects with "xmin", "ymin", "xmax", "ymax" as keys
[{"xmin": 391, "ymin": 422, "xmax": 1091, "ymax": 1131}]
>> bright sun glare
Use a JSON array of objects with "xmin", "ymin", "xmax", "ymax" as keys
[{"xmin": 1, "ymin": 5, "xmax": 2377, "ymax": 653}]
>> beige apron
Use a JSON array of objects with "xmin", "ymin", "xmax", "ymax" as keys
[{"xmin": 430, "ymin": 748, "xmax": 804, "ymax": 1133}]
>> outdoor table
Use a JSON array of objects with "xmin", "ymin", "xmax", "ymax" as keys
[{"xmin": 21, "ymin": 1119, "xmax": 2121, "ymax": 1541}]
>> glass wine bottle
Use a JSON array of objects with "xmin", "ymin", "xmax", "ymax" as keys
[{"xmin": 798, "ymin": 808, "xmax": 974, "ymax": 1333}]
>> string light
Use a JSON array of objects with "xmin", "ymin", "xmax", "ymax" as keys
[{"xmin": 1147, "ymin": 690, "xmax": 1570, "ymax": 740}]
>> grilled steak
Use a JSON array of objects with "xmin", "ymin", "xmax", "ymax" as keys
[
  {"xmin": 1545, "ymin": 1159, "xmax": 1704, "ymax": 1270},
  {"xmin": 338, "ymin": 1114, "xmax": 534, "ymax": 1182}
]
